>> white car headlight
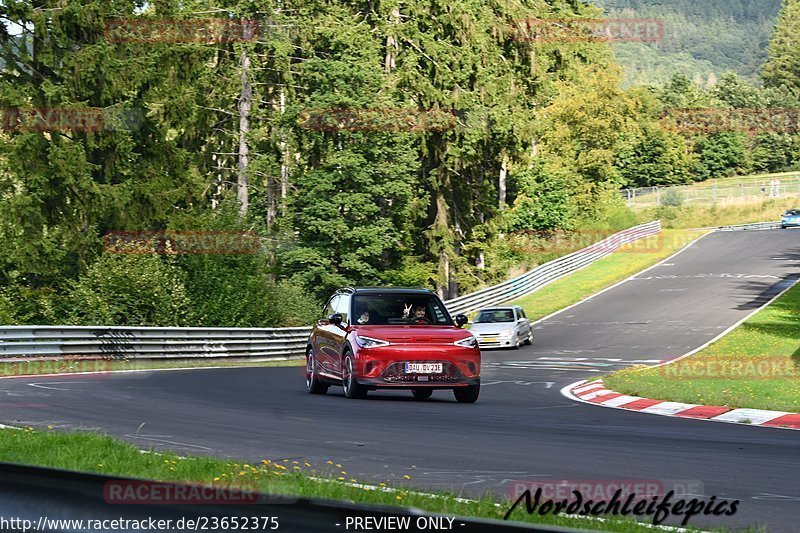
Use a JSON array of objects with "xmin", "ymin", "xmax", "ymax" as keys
[
  {"xmin": 500, "ymin": 329, "xmax": 513, "ymax": 337},
  {"xmin": 355, "ymin": 335, "xmax": 390, "ymax": 348},
  {"xmin": 454, "ymin": 336, "xmax": 478, "ymax": 349}
]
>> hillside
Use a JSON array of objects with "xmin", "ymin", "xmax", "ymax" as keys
[{"xmin": 593, "ymin": 0, "xmax": 782, "ymax": 87}]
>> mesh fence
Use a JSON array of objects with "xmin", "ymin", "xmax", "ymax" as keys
[{"xmin": 621, "ymin": 173, "xmax": 800, "ymax": 207}]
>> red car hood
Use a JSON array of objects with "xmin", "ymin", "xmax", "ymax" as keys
[{"xmin": 351, "ymin": 325, "xmax": 471, "ymax": 344}]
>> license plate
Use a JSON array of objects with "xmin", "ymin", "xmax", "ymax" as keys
[
  {"xmin": 405, "ymin": 363, "xmax": 443, "ymax": 374},
  {"xmin": 483, "ymin": 337, "xmax": 497, "ymax": 343}
]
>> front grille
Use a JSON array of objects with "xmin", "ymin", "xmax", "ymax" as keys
[{"xmin": 381, "ymin": 361, "xmax": 464, "ymax": 383}]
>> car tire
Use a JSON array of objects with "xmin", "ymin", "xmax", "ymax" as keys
[
  {"xmin": 512, "ymin": 336, "xmax": 520, "ymax": 350},
  {"xmin": 782, "ymin": 225, "xmax": 787, "ymax": 229},
  {"xmin": 306, "ymin": 348, "xmax": 328, "ymax": 395},
  {"xmin": 342, "ymin": 352, "xmax": 367, "ymax": 399},
  {"xmin": 525, "ymin": 331, "xmax": 533, "ymax": 345},
  {"xmin": 453, "ymin": 381, "xmax": 480, "ymax": 403},
  {"xmin": 412, "ymin": 388, "xmax": 433, "ymax": 400}
]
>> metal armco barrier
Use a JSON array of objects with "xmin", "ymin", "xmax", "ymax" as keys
[
  {"xmin": 715, "ymin": 221, "xmax": 781, "ymax": 231},
  {"xmin": 0, "ymin": 222, "xmax": 663, "ymax": 361},
  {"xmin": 0, "ymin": 326, "xmax": 311, "ymax": 359}
]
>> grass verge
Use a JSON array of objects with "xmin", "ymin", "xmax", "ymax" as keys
[
  {"xmin": 0, "ymin": 427, "xmax": 728, "ymax": 532},
  {"xmin": 636, "ymin": 198, "xmax": 797, "ymax": 230},
  {"xmin": 511, "ymin": 229, "xmax": 705, "ymax": 322},
  {"xmin": 0, "ymin": 357, "xmax": 303, "ymax": 378},
  {"xmin": 605, "ymin": 281, "xmax": 800, "ymax": 413}
]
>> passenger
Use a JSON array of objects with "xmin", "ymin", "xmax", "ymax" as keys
[{"xmin": 403, "ymin": 304, "xmax": 430, "ymax": 324}]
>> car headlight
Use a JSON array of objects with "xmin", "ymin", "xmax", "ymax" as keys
[
  {"xmin": 500, "ymin": 329, "xmax": 513, "ymax": 337},
  {"xmin": 355, "ymin": 335, "xmax": 390, "ymax": 348},
  {"xmin": 454, "ymin": 336, "xmax": 478, "ymax": 349}
]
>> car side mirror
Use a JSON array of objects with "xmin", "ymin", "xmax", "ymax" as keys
[
  {"xmin": 328, "ymin": 313, "xmax": 343, "ymax": 327},
  {"xmin": 455, "ymin": 314, "xmax": 468, "ymax": 328}
]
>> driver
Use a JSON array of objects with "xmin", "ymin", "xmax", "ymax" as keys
[{"xmin": 356, "ymin": 308, "xmax": 370, "ymax": 324}]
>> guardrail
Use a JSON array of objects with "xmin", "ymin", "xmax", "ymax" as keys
[
  {"xmin": 714, "ymin": 221, "xmax": 782, "ymax": 231},
  {"xmin": 0, "ymin": 222, "xmax": 662, "ymax": 362},
  {"xmin": 0, "ymin": 326, "xmax": 310, "ymax": 359},
  {"xmin": 443, "ymin": 221, "xmax": 662, "ymax": 315}
]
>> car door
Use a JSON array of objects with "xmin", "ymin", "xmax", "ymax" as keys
[
  {"xmin": 313, "ymin": 296, "xmax": 340, "ymax": 378},
  {"xmin": 329, "ymin": 294, "xmax": 351, "ymax": 377},
  {"xmin": 517, "ymin": 307, "xmax": 531, "ymax": 339}
]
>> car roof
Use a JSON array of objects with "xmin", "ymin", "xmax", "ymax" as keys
[{"xmin": 336, "ymin": 287, "xmax": 435, "ymax": 295}]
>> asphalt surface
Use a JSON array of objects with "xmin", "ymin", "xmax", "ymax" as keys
[{"xmin": 2, "ymin": 229, "xmax": 800, "ymax": 531}]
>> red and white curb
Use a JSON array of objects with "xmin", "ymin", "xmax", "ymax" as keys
[{"xmin": 563, "ymin": 379, "xmax": 800, "ymax": 431}]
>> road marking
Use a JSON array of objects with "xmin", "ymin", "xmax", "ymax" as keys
[
  {"xmin": 28, "ymin": 381, "xmax": 91, "ymax": 391},
  {"xmin": 124, "ymin": 435, "xmax": 214, "ymax": 451},
  {"xmin": 634, "ymin": 273, "xmax": 781, "ymax": 280},
  {"xmin": 482, "ymin": 380, "xmax": 555, "ymax": 387}
]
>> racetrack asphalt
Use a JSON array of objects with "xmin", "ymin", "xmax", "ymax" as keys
[{"xmin": 2, "ymin": 229, "xmax": 800, "ymax": 531}]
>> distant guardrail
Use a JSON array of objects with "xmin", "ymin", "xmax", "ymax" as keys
[
  {"xmin": 714, "ymin": 221, "xmax": 782, "ymax": 231},
  {"xmin": 444, "ymin": 221, "xmax": 662, "ymax": 315},
  {"xmin": 0, "ymin": 222, "xmax": 662, "ymax": 362}
]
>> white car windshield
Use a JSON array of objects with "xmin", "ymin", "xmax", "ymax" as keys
[{"xmin": 474, "ymin": 310, "xmax": 515, "ymax": 323}]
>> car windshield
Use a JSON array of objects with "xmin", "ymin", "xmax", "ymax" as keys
[
  {"xmin": 785, "ymin": 210, "xmax": 800, "ymax": 216},
  {"xmin": 351, "ymin": 293, "xmax": 453, "ymax": 326},
  {"xmin": 474, "ymin": 310, "xmax": 515, "ymax": 323}
]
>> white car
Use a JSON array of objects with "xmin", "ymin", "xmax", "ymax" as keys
[{"xmin": 469, "ymin": 306, "xmax": 533, "ymax": 349}]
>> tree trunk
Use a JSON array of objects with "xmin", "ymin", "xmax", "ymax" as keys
[
  {"xmin": 385, "ymin": 8, "xmax": 400, "ymax": 73},
  {"xmin": 434, "ymin": 189, "xmax": 450, "ymax": 299},
  {"xmin": 237, "ymin": 50, "xmax": 252, "ymax": 218},
  {"xmin": 280, "ymin": 87, "xmax": 288, "ymax": 204},
  {"xmin": 498, "ymin": 156, "xmax": 508, "ymax": 210}
]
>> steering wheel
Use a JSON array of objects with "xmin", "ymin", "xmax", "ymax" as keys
[{"xmin": 414, "ymin": 317, "xmax": 432, "ymax": 324}]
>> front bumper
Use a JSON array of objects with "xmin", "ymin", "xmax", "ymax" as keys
[
  {"xmin": 473, "ymin": 335, "xmax": 516, "ymax": 348},
  {"xmin": 782, "ymin": 219, "xmax": 800, "ymax": 227},
  {"xmin": 355, "ymin": 344, "xmax": 480, "ymax": 388}
]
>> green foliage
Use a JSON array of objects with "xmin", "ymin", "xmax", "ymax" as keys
[
  {"xmin": 598, "ymin": 0, "xmax": 782, "ymax": 86},
  {"xmin": 694, "ymin": 133, "xmax": 747, "ymax": 180},
  {"xmin": 660, "ymin": 188, "xmax": 684, "ymax": 207},
  {"xmin": 616, "ymin": 125, "xmax": 693, "ymax": 187},
  {"xmin": 504, "ymin": 163, "xmax": 578, "ymax": 233},
  {"xmin": 65, "ymin": 254, "xmax": 193, "ymax": 327},
  {"xmin": 762, "ymin": 0, "xmax": 800, "ymax": 92}
]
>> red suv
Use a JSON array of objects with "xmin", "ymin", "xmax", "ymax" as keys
[{"xmin": 305, "ymin": 287, "xmax": 481, "ymax": 403}]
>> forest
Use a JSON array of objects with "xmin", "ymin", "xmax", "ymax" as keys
[
  {"xmin": 0, "ymin": 0, "xmax": 798, "ymax": 327},
  {"xmin": 598, "ymin": 0, "xmax": 783, "ymax": 86}
]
